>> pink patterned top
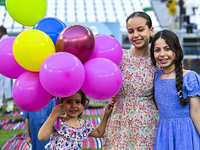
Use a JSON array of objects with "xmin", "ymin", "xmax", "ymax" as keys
[
  {"xmin": 103, "ymin": 49, "xmax": 159, "ymax": 149},
  {"xmin": 45, "ymin": 118, "xmax": 94, "ymax": 150}
]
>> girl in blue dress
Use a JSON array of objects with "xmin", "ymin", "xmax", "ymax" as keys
[
  {"xmin": 150, "ymin": 29, "xmax": 200, "ymax": 149},
  {"xmin": 38, "ymin": 90, "xmax": 114, "ymax": 150}
]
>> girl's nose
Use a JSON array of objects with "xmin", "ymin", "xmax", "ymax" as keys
[
  {"xmin": 133, "ymin": 31, "xmax": 139, "ymax": 37},
  {"xmin": 160, "ymin": 49, "xmax": 165, "ymax": 56},
  {"xmin": 71, "ymin": 102, "xmax": 76, "ymax": 107}
]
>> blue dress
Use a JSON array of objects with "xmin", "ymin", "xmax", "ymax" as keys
[
  {"xmin": 20, "ymin": 98, "xmax": 55, "ymax": 150},
  {"xmin": 154, "ymin": 70, "xmax": 200, "ymax": 150}
]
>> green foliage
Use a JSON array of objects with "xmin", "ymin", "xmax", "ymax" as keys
[
  {"xmin": 0, "ymin": 0, "xmax": 5, "ymax": 6},
  {"xmin": 143, "ymin": 7, "xmax": 153, "ymax": 12}
]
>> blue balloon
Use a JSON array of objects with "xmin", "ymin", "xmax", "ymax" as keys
[{"xmin": 33, "ymin": 17, "xmax": 67, "ymax": 45}]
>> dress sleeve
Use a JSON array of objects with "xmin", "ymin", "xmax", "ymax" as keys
[
  {"xmin": 84, "ymin": 119, "xmax": 94, "ymax": 134},
  {"xmin": 20, "ymin": 110, "xmax": 29, "ymax": 118},
  {"xmin": 154, "ymin": 69, "xmax": 162, "ymax": 81},
  {"xmin": 118, "ymin": 49, "xmax": 127, "ymax": 71},
  {"xmin": 184, "ymin": 71, "xmax": 200, "ymax": 97}
]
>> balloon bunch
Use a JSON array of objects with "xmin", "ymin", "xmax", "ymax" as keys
[
  {"xmin": 40, "ymin": 25, "xmax": 123, "ymax": 101},
  {"xmin": 6, "ymin": 17, "xmax": 67, "ymax": 112},
  {"xmin": 1, "ymin": 0, "xmax": 123, "ymax": 112}
]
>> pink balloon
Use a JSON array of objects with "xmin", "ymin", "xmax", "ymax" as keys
[
  {"xmin": 56, "ymin": 24, "xmax": 95, "ymax": 64},
  {"xmin": 89, "ymin": 35, "xmax": 123, "ymax": 66},
  {"xmin": 13, "ymin": 72, "xmax": 52, "ymax": 112},
  {"xmin": 0, "ymin": 37, "xmax": 27, "ymax": 78},
  {"xmin": 81, "ymin": 58, "xmax": 122, "ymax": 100},
  {"xmin": 39, "ymin": 52, "xmax": 85, "ymax": 97}
]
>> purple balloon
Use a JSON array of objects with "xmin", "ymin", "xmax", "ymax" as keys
[
  {"xmin": 39, "ymin": 52, "xmax": 85, "ymax": 97},
  {"xmin": 56, "ymin": 24, "xmax": 95, "ymax": 64},
  {"xmin": 89, "ymin": 35, "xmax": 123, "ymax": 66},
  {"xmin": 13, "ymin": 72, "xmax": 52, "ymax": 112},
  {"xmin": 81, "ymin": 58, "xmax": 122, "ymax": 100},
  {"xmin": 0, "ymin": 37, "xmax": 27, "ymax": 78}
]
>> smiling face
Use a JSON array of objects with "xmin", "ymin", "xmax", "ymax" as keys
[
  {"xmin": 62, "ymin": 93, "xmax": 85, "ymax": 119},
  {"xmin": 127, "ymin": 17, "xmax": 154, "ymax": 51},
  {"xmin": 153, "ymin": 38, "xmax": 176, "ymax": 71}
]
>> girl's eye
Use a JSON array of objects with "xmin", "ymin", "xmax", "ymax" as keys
[
  {"xmin": 76, "ymin": 101, "xmax": 81, "ymax": 104},
  {"xmin": 165, "ymin": 47, "xmax": 171, "ymax": 51},
  {"xmin": 128, "ymin": 30, "xmax": 133, "ymax": 34},
  {"xmin": 154, "ymin": 49, "xmax": 160, "ymax": 52},
  {"xmin": 66, "ymin": 101, "xmax": 71, "ymax": 104},
  {"xmin": 138, "ymin": 29, "xmax": 144, "ymax": 32}
]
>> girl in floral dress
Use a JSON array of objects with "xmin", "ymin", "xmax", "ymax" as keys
[
  {"xmin": 103, "ymin": 11, "xmax": 160, "ymax": 149},
  {"xmin": 38, "ymin": 90, "xmax": 114, "ymax": 150}
]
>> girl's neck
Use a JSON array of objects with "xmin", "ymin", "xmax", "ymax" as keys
[
  {"xmin": 162, "ymin": 65, "xmax": 175, "ymax": 74},
  {"xmin": 160, "ymin": 67, "xmax": 176, "ymax": 79},
  {"xmin": 132, "ymin": 48, "xmax": 149, "ymax": 59},
  {"xmin": 63, "ymin": 115, "xmax": 81, "ymax": 128}
]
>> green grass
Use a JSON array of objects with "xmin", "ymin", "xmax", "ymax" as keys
[
  {"xmin": 0, "ymin": 129, "xmax": 25, "ymax": 148},
  {"xmin": 82, "ymin": 115, "xmax": 102, "ymax": 118},
  {"xmin": 0, "ymin": 100, "xmax": 104, "ymax": 149},
  {"xmin": 87, "ymin": 97, "xmax": 110, "ymax": 107},
  {"xmin": 0, "ymin": 104, "xmax": 25, "ymax": 148}
]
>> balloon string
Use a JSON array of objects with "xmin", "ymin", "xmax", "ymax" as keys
[{"xmin": 55, "ymin": 97, "xmax": 60, "ymax": 131}]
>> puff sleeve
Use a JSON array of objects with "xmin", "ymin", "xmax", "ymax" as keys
[{"xmin": 184, "ymin": 71, "xmax": 200, "ymax": 98}]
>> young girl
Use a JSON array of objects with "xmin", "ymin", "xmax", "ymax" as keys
[
  {"xmin": 103, "ymin": 11, "xmax": 159, "ymax": 149},
  {"xmin": 150, "ymin": 29, "xmax": 200, "ymax": 149},
  {"xmin": 38, "ymin": 90, "xmax": 114, "ymax": 150}
]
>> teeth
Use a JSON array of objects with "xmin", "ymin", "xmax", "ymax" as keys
[{"xmin": 135, "ymin": 40, "xmax": 141, "ymax": 42}]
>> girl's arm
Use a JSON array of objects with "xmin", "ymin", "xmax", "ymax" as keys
[
  {"xmin": 25, "ymin": 118, "xmax": 32, "ymax": 145},
  {"xmin": 89, "ymin": 102, "xmax": 114, "ymax": 138},
  {"xmin": 38, "ymin": 104, "xmax": 63, "ymax": 141},
  {"xmin": 190, "ymin": 96, "xmax": 200, "ymax": 135}
]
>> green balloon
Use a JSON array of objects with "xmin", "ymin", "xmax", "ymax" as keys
[{"xmin": 6, "ymin": 0, "xmax": 46, "ymax": 27}]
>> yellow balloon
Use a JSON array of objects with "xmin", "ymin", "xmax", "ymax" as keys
[
  {"xmin": 6, "ymin": 0, "xmax": 46, "ymax": 27},
  {"xmin": 13, "ymin": 29, "xmax": 55, "ymax": 72}
]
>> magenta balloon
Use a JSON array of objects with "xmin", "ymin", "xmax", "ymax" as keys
[
  {"xmin": 89, "ymin": 35, "xmax": 123, "ymax": 66},
  {"xmin": 13, "ymin": 72, "xmax": 52, "ymax": 112},
  {"xmin": 0, "ymin": 37, "xmax": 27, "ymax": 78},
  {"xmin": 56, "ymin": 24, "xmax": 95, "ymax": 64},
  {"xmin": 39, "ymin": 52, "xmax": 85, "ymax": 97},
  {"xmin": 81, "ymin": 58, "xmax": 122, "ymax": 100}
]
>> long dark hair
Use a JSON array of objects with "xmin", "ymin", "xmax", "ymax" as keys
[
  {"xmin": 61, "ymin": 90, "xmax": 89, "ymax": 117},
  {"xmin": 126, "ymin": 11, "xmax": 153, "ymax": 43},
  {"xmin": 150, "ymin": 29, "xmax": 189, "ymax": 106},
  {"xmin": 0, "ymin": 25, "xmax": 7, "ymax": 34}
]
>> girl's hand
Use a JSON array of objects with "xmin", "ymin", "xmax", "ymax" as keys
[
  {"xmin": 104, "ymin": 102, "xmax": 115, "ymax": 117},
  {"xmin": 111, "ymin": 96, "xmax": 116, "ymax": 103},
  {"xmin": 50, "ymin": 103, "xmax": 64, "ymax": 118},
  {"xmin": 26, "ymin": 136, "xmax": 32, "ymax": 146}
]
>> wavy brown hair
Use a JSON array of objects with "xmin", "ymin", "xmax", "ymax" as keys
[
  {"xmin": 150, "ymin": 29, "xmax": 189, "ymax": 106},
  {"xmin": 61, "ymin": 90, "xmax": 89, "ymax": 117}
]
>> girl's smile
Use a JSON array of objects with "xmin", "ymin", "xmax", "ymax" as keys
[
  {"xmin": 134, "ymin": 39, "xmax": 142, "ymax": 44},
  {"xmin": 159, "ymin": 58, "xmax": 169, "ymax": 64}
]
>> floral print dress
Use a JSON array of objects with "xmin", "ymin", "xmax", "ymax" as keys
[
  {"xmin": 103, "ymin": 49, "xmax": 159, "ymax": 150},
  {"xmin": 45, "ymin": 118, "xmax": 94, "ymax": 150}
]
